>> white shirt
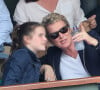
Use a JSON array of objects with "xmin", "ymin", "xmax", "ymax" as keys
[
  {"xmin": 60, "ymin": 52, "xmax": 90, "ymax": 80},
  {"xmin": 14, "ymin": 0, "xmax": 86, "ymax": 28}
]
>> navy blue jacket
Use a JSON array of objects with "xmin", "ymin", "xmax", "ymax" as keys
[
  {"xmin": 2, "ymin": 47, "xmax": 41, "ymax": 85},
  {"xmin": 43, "ymin": 31, "xmax": 100, "ymax": 80}
]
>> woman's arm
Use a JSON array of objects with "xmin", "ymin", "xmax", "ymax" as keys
[{"xmin": 40, "ymin": 64, "xmax": 56, "ymax": 81}]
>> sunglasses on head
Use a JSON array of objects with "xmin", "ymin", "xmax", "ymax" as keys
[{"xmin": 48, "ymin": 25, "xmax": 69, "ymax": 39}]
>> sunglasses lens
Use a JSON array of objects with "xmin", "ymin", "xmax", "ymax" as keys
[
  {"xmin": 60, "ymin": 26, "xmax": 68, "ymax": 33},
  {"xmin": 48, "ymin": 26, "xmax": 69, "ymax": 39},
  {"xmin": 49, "ymin": 32, "xmax": 59, "ymax": 39}
]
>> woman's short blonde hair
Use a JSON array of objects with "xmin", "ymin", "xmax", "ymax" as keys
[{"xmin": 42, "ymin": 13, "xmax": 70, "ymax": 27}]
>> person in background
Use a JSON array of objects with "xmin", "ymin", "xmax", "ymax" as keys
[
  {"xmin": 2, "ymin": 22, "xmax": 55, "ymax": 86},
  {"xmin": 80, "ymin": 0, "xmax": 100, "ymax": 35},
  {"xmin": 42, "ymin": 13, "xmax": 100, "ymax": 81},
  {"xmin": 80, "ymin": 0, "xmax": 97, "ymax": 16},
  {"xmin": 86, "ymin": 6, "xmax": 100, "ymax": 35},
  {"xmin": 13, "ymin": 0, "xmax": 96, "ymax": 31},
  {"xmin": 0, "ymin": 0, "xmax": 13, "ymax": 59}
]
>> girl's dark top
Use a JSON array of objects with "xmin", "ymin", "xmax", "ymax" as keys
[
  {"xmin": 2, "ymin": 47, "xmax": 41, "ymax": 86},
  {"xmin": 25, "ymin": 0, "xmax": 39, "ymax": 3}
]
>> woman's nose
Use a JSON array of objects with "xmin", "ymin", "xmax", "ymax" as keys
[{"xmin": 59, "ymin": 32, "xmax": 63, "ymax": 38}]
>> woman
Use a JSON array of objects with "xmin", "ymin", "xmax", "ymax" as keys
[{"xmin": 2, "ymin": 22, "xmax": 55, "ymax": 85}]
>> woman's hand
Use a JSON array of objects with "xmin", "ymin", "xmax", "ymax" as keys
[
  {"xmin": 40, "ymin": 65, "xmax": 56, "ymax": 81},
  {"xmin": 72, "ymin": 23, "xmax": 98, "ymax": 46}
]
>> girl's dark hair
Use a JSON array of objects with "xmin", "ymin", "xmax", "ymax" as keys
[
  {"xmin": 11, "ymin": 22, "xmax": 43, "ymax": 53},
  {"xmin": 25, "ymin": 0, "xmax": 39, "ymax": 3}
]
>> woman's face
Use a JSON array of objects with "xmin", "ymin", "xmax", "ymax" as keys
[
  {"xmin": 25, "ymin": 26, "xmax": 47, "ymax": 53},
  {"xmin": 47, "ymin": 20, "xmax": 73, "ymax": 50}
]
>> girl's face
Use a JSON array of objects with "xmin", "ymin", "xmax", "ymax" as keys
[{"xmin": 25, "ymin": 26, "xmax": 47, "ymax": 53}]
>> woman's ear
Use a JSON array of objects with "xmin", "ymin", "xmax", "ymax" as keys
[
  {"xmin": 69, "ymin": 28, "xmax": 74, "ymax": 36},
  {"xmin": 69, "ymin": 28, "xmax": 73, "ymax": 34}
]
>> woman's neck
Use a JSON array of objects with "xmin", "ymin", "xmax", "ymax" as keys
[{"xmin": 63, "ymin": 43, "xmax": 78, "ymax": 59}]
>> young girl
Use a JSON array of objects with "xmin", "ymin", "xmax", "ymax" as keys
[{"xmin": 2, "ymin": 22, "xmax": 48, "ymax": 85}]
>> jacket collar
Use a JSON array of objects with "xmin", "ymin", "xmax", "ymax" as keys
[
  {"xmin": 23, "ymin": 47, "xmax": 40, "ymax": 63},
  {"xmin": 78, "ymin": 50, "xmax": 84, "ymax": 65}
]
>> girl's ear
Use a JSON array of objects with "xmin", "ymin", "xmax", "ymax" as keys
[{"xmin": 23, "ymin": 35, "xmax": 31, "ymax": 44}]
